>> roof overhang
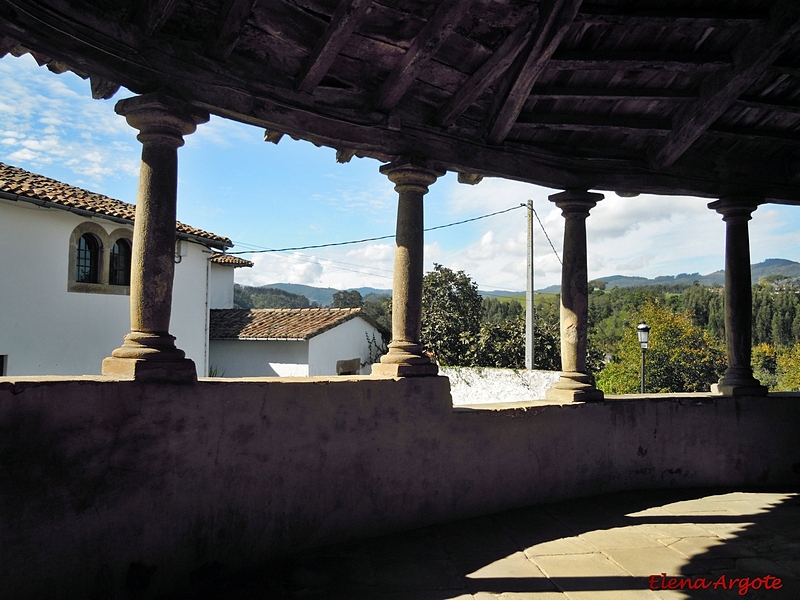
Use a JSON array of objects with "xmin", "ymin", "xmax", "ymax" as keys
[{"xmin": 3, "ymin": 0, "xmax": 800, "ymax": 202}]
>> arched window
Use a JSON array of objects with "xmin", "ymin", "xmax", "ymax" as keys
[
  {"xmin": 75, "ymin": 234, "xmax": 100, "ymax": 283},
  {"xmin": 109, "ymin": 238, "xmax": 131, "ymax": 286}
]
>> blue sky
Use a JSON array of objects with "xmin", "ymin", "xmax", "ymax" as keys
[{"xmin": 3, "ymin": 52, "xmax": 800, "ymax": 293}]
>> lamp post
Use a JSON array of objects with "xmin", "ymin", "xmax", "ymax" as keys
[{"xmin": 637, "ymin": 322, "xmax": 651, "ymax": 394}]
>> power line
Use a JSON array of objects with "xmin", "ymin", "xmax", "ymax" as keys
[
  {"xmin": 521, "ymin": 202, "xmax": 562, "ymax": 265},
  {"xmin": 227, "ymin": 204, "xmax": 525, "ymax": 255}
]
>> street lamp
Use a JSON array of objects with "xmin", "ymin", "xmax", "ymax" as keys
[{"xmin": 637, "ymin": 322, "xmax": 651, "ymax": 394}]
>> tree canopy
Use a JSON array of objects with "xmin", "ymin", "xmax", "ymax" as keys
[
  {"xmin": 596, "ymin": 302, "xmax": 726, "ymax": 394},
  {"xmin": 420, "ymin": 264, "xmax": 483, "ymax": 366}
]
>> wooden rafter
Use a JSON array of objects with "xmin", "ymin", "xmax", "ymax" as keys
[
  {"xmin": 127, "ymin": 0, "xmax": 180, "ymax": 36},
  {"xmin": 575, "ymin": 7, "xmax": 764, "ymax": 28},
  {"xmin": 648, "ymin": 0, "xmax": 800, "ymax": 170},
  {"xmin": 484, "ymin": 0, "xmax": 583, "ymax": 145},
  {"xmin": 513, "ymin": 113, "xmax": 672, "ymax": 135},
  {"xmin": 435, "ymin": 8, "xmax": 538, "ymax": 127},
  {"xmin": 376, "ymin": 0, "xmax": 473, "ymax": 113},
  {"xmin": 737, "ymin": 96, "xmax": 800, "ymax": 115},
  {"xmin": 295, "ymin": 0, "xmax": 373, "ymax": 93},
  {"xmin": 549, "ymin": 51, "xmax": 730, "ymax": 72},
  {"xmin": 529, "ymin": 86, "xmax": 696, "ymax": 101},
  {"xmin": 205, "ymin": 0, "xmax": 256, "ymax": 61}
]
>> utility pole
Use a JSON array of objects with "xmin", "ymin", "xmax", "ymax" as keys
[{"xmin": 525, "ymin": 199, "xmax": 534, "ymax": 370}]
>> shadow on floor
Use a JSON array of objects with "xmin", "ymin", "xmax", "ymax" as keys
[{"xmin": 163, "ymin": 487, "xmax": 800, "ymax": 600}]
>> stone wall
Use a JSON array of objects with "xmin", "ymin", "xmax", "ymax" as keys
[{"xmin": 1, "ymin": 376, "xmax": 799, "ymax": 598}]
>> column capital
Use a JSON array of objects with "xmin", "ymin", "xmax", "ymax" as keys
[
  {"xmin": 708, "ymin": 196, "xmax": 763, "ymax": 221},
  {"xmin": 549, "ymin": 190, "xmax": 604, "ymax": 216},
  {"xmin": 115, "ymin": 92, "xmax": 210, "ymax": 146},
  {"xmin": 380, "ymin": 158, "xmax": 446, "ymax": 194}
]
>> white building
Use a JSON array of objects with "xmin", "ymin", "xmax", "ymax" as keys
[
  {"xmin": 209, "ymin": 308, "xmax": 386, "ymax": 376},
  {"xmin": 0, "ymin": 162, "xmax": 251, "ymax": 377}
]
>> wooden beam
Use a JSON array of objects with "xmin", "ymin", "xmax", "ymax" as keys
[
  {"xmin": 707, "ymin": 126, "xmax": 800, "ymax": 147},
  {"xmin": 435, "ymin": 8, "xmax": 538, "ymax": 126},
  {"xmin": 513, "ymin": 113, "xmax": 672, "ymax": 135},
  {"xmin": 648, "ymin": 0, "xmax": 800, "ymax": 169},
  {"xmin": 376, "ymin": 0, "xmax": 473, "ymax": 112},
  {"xmin": 128, "ymin": 0, "xmax": 180, "ymax": 36},
  {"xmin": 205, "ymin": 0, "xmax": 256, "ymax": 61},
  {"xmin": 737, "ymin": 96, "xmax": 800, "ymax": 115},
  {"xmin": 295, "ymin": 0, "xmax": 373, "ymax": 93},
  {"xmin": 548, "ymin": 51, "xmax": 730, "ymax": 72},
  {"xmin": 575, "ymin": 7, "xmax": 765, "ymax": 28},
  {"xmin": 484, "ymin": 0, "xmax": 583, "ymax": 145},
  {"xmin": 529, "ymin": 86, "xmax": 696, "ymax": 101}
]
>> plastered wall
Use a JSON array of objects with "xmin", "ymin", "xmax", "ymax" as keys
[{"xmin": 1, "ymin": 376, "xmax": 798, "ymax": 599}]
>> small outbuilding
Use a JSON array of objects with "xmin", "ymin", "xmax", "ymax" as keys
[{"xmin": 209, "ymin": 308, "xmax": 386, "ymax": 377}]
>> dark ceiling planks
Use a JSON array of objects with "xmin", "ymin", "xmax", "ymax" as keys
[
  {"xmin": 376, "ymin": 0, "xmax": 473, "ymax": 112},
  {"xmin": 484, "ymin": 0, "xmax": 584, "ymax": 145},
  {"xmin": 128, "ymin": 0, "xmax": 181, "ymax": 36},
  {"xmin": 648, "ymin": 0, "xmax": 800, "ymax": 169},
  {"xmin": 296, "ymin": 0, "xmax": 373, "ymax": 92},
  {"xmin": 205, "ymin": 0, "xmax": 257, "ymax": 60},
  {"xmin": 2, "ymin": 0, "xmax": 800, "ymax": 201}
]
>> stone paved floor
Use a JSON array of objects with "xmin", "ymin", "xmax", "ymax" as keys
[{"xmin": 167, "ymin": 488, "xmax": 800, "ymax": 600}]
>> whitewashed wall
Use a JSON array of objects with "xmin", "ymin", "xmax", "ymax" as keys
[
  {"xmin": 208, "ymin": 263, "xmax": 234, "ymax": 309},
  {"xmin": 0, "ymin": 198, "xmax": 213, "ymax": 376},
  {"xmin": 208, "ymin": 339, "xmax": 309, "ymax": 377},
  {"xmin": 171, "ymin": 242, "xmax": 212, "ymax": 376},
  {"xmin": 308, "ymin": 317, "xmax": 383, "ymax": 375},
  {"xmin": 440, "ymin": 366, "xmax": 562, "ymax": 405}
]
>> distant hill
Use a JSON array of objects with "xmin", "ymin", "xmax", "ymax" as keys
[
  {"xmin": 261, "ymin": 283, "xmax": 391, "ymax": 307},
  {"xmin": 536, "ymin": 258, "xmax": 800, "ymax": 294},
  {"xmin": 248, "ymin": 259, "xmax": 800, "ymax": 302}
]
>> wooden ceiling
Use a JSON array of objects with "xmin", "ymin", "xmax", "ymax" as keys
[{"xmin": 3, "ymin": 0, "xmax": 800, "ymax": 201}]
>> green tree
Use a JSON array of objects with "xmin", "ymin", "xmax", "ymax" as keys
[
  {"xmin": 777, "ymin": 345, "xmax": 800, "ymax": 391},
  {"xmin": 361, "ymin": 294, "xmax": 392, "ymax": 342},
  {"xmin": 420, "ymin": 264, "xmax": 483, "ymax": 366},
  {"xmin": 752, "ymin": 343, "xmax": 778, "ymax": 391},
  {"xmin": 332, "ymin": 289, "xmax": 364, "ymax": 308},
  {"xmin": 596, "ymin": 302, "xmax": 726, "ymax": 394}
]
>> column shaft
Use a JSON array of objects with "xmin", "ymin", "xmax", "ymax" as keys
[
  {"xmin": 102, "ymin": 93, "xmax": 209, "ymax": 382},
  {"xmin": 546, "ymin": 190, "xmax": 604, "ymax": 402},
  {"xmin": 131, "ymin": 140, "xmax": 180, "ymax": 333},
  {"xmin": 372, "ymin": 158, "xmax": 444, "ymax": 377},
  {"xmin": 709, "ymin": 197, "xmax": 768, "ymax": 395}
]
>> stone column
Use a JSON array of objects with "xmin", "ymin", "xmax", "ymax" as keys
[
  {"xmin": 546, "ymin": 190, "xmax": 604, "ymax": 402},
  {"xmin": 102, "ymin": 93, "xmax": 209, "ymax": 382},
  {"xmin": 372, "ymin": 158, "xmax": 444, "ymax": 376},
  {"xmin": 709, "ymin": 197, "xmax": 768, "ymax": 396}
]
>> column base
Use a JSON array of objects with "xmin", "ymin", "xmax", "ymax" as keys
[
  {"xmin": 372, "ymin": 340, "xmax": 439, "ymax": 377},
  {"xmin": 102, "ymin": 331, "xmax": 197, "ymax": 382},
  {"xmin": 710, "ymin": 367, "xmax": 767, "ymax": 396},
  {"xmin": 545, "ymin": 371, "xmax": 604, "ymax": 402},
  {"xmin": 371, "ymin": 362, "xmax": 439, "ymax": 377},
  {"xmin": 711, "ymin": 378, "xmax": 767, "ymax": 396},
  {"xmin": 102, "ymin": 356, "xmax": 197, "ymax": 382}
]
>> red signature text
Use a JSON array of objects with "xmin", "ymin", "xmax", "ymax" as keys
[{"xmin": 648, "ymin": 573, "xmax": 782, "ymax": 596}]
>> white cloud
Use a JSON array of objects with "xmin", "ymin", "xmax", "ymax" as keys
[{"xmin": 0, "ymin": 54, "xmax": 136, "ymax": 189}]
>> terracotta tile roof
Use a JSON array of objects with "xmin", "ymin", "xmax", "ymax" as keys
[
  {"xmin": 209, "ymin": 253, "xmax": 254, "ymax": 268},
  {"xmin": 210, "ymin": 308, "xmax": 378, "ymax": 340},
  {"xmin": 0, "ymin": 162, "xmax": 231, "ymax": 248}
]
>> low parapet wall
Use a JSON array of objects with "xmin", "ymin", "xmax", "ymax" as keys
[{"xmin": 1, "ymin": 376, "xmax": 799, "ymax": 598}]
